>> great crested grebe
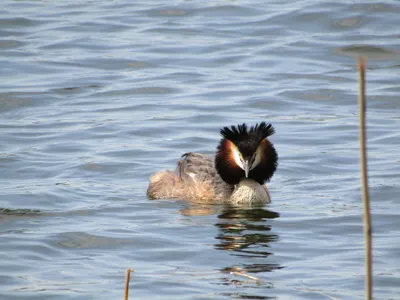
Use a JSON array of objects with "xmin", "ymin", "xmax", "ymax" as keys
[{"xmin": 147, "ymin": 122, "xmax": 278, "ymax": 204}]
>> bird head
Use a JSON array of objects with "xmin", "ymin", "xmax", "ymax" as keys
[{"xmin": 215, "ymin": 122, "xmax": 278, "ymax": 185}]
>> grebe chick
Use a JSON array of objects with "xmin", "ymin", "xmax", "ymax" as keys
[{"xmin": 147, "ymin": 122, "xmax": 278, "ymax": 204}]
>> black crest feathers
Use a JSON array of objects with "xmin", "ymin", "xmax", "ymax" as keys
[{"xmin": 220, "ymin": 122, "xmax": 275, "ymax": 145}]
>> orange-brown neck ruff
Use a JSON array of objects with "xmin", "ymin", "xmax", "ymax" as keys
[
  {"xmin": 249, "ymin": 138, "xmax": 278, "ymax": 184},
  {"xmin": 215, "ymin": 139, "xmax": 245, "ymax": 185}
]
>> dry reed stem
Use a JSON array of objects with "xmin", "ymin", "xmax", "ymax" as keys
[
  {"xmin": 230, "ymin": 271, "xmax": 261, "ymax": 282},
  {"xmin": 124, "ymin": 268, "xmax": 134, "ymax": 300},
  {"xmin": 357, "ymin": 57, "xmax": 372, "ymax": 300}
]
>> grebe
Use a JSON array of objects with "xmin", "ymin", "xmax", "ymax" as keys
[{"xmin": 147, "ymin": 122, "xmax": 278, "ymax": 204}]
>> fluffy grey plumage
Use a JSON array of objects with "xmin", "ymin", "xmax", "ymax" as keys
[{"xmin": 147, "ymin": 152, "xmax": 270, "ymax": 203}]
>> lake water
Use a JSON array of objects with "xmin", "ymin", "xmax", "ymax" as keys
[{"xmin": 1, "ymin": 1, "xmax": 399, "ymax": 299}]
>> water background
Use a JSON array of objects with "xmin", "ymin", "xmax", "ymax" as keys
[{"xmin": 1, "ymin": 1, "xmax": 399, "ymax": 299}]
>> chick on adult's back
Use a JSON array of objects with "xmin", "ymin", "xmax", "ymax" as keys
[{"xmin": 147, "ymin": 122, "xmax": 278, "ymax": 204}]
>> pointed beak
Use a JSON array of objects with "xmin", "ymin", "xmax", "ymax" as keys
[{"xmin": 243, "ymin": 160, "xmax": 250, "ymax": 178}]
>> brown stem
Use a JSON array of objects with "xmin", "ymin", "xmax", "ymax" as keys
[
  {"xmin": 358, "ymin": 57, "xmax": 372, "ymax": 300},
  {"xmin": 124, "ymin": 268, "xmax": 134, "ymax": 300}
]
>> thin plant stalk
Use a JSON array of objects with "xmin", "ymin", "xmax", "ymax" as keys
[
  {"xmin": 124, "ymin": 268, "xmax": 134, "ymax": 300},
  {"xmin": 358, "ymin": 57, "xmax": 372, "ymax": 300}
]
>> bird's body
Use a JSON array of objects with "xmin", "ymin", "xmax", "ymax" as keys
[
  {"xmin": 147, "ymin": 122, "xmax": 278, "ymax": 204},
  {"xmin": 147, "ymin": 153, "xmax": 270, "ymax": 204}
]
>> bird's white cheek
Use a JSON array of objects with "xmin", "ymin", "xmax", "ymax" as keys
[
  {"xmin": 232, "ymin": 148, "xmax": 244, "ymax": 170},
  {"xmin": 250, "ymin": 147, "xmax": 262, "ymax": 170}
]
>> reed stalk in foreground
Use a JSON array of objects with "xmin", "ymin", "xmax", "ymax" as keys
[
  {"xmin": 357, "ymin": 57, "xmax": 372, "ymax": 300},
  {"xmin": 124, "ymin": 268, "xmax": 134, "ymax": 300}
]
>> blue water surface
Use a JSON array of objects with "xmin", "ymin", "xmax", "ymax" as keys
[{"xmin": 1, "ymin": 1, "xmax": 399, "ymax": 299}]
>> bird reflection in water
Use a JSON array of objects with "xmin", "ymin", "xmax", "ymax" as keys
[{"xmin": 215, "ymin": 205, "xmax": 282, "ymax": 291}]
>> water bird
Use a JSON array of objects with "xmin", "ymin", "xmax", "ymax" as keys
[{"xmin": 147, "ymin": 122, "xmax": 278, "ymax": 204}]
